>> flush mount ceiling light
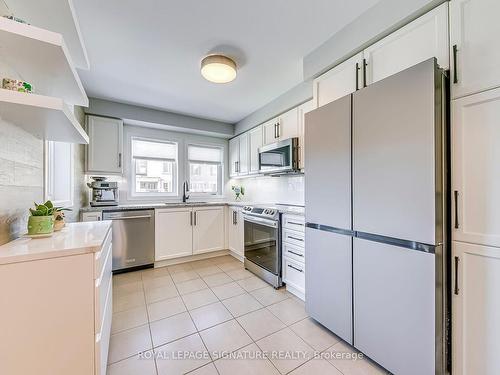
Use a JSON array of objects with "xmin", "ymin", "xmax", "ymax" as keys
[{"xmin": 201, "ymin": 54, "xmax": 237, "ymax": 83}]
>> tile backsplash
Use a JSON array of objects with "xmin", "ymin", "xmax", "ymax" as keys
[
  {"xmin": 0, "ymin": 119, "xmax": 44, "ymax": 245},
  {"xmin": 227, "ymin": 175, "xmax": 304, "ymax": 206}
]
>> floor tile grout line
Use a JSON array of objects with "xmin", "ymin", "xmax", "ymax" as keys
[{"xmin": 141, "ymin": 270, "xmax": 159, "ymax": 375}]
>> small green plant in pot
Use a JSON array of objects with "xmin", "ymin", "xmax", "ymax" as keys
[{"xmin": 27, "ymin": 201, "xmax": 55, "ymax": 235}]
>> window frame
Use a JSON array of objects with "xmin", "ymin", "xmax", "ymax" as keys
[
  {"xmin": 130, "ymin": 136, "xmax": 179, "ymax": 198},
  {"xmin": 186, "ymin": 143, "xmax": 224, "ymax": 197},
  {"xmin": 43, "ymin": 141, "xmax": 74, "ymax": 207}
]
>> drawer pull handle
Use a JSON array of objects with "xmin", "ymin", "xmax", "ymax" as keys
[
  {"xmin": 288, "ymin": 264, "xmax": 303, "ymax": 273},
  {"xmin": 288, "ymin": 221, "xmax": 304, "ymax": 226},
  {"xmin": 288, "ymin": 250, "xmax": 304, "ymax": 257},
  {"xmin": 454, "ymin": 256, "xmax": 460, "ymax": 295},
  {"xmin": 288, "ymin": 235, "xmax": 304, "ymax": 242}
]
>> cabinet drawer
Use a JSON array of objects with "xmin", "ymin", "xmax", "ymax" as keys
[
  {"xmin": 283, "ymin": 257, "xmax": 305, "ymax": 294},
  {"xmin": 283, "ymin": 242, "xmax": 305, "ymax": 263},
  {"xmin": 95, "ymin": 281, "xmax": 112, "ymax": 375},
  {"xmin": 95, "ymin": 228, "xmax": 112, "ymax": 279},
  {"xmin": 95, "ymin": 244, "xmax": 112, "ymax": 331},
  {"xmin": 282, "ymin": 228, "xmax": 305, "ymax": 247},
  {"xmin": 283, "ymin": 215, "xmax": 305, "ymax": 233}
]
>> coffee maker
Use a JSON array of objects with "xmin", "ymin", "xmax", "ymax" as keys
[{"xmin": 87, "ymin": 177, "xmax": 119, "ymax": 207}]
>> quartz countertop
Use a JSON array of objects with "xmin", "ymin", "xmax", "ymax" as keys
[
  {"xmin": 80, "ymin": 201, "xmax": 305, "ymax": 216},
  {"xmin": 0, "ymin": 221, "xmax": 112, "ymax": 265}
]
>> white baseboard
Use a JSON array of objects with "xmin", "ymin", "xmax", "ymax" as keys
[
  {"xmin": 286, "ymin": 284, "xmax": 305, "ymax": 301},
  {"xmin": 154, "ymin": 249, "xmax": 230, "ymax": 268}
]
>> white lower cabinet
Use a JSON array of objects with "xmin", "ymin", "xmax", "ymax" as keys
[
  {"xmin": 155, "ymin": 206, "xmax": 225, "ymax": 261},
  {"xmin": 452, "ymin": 241, "xmax": 500, "ymax": 375},
  {"xmin": 282, "ymin": 214, "xmax": 306, "ymax": 300},
  {"xmin": 0, "ymin": 224, "xmax": 112, "ymax": 375},
  {"xmin": 193, "ymin": 207, "xmax": 225, "ymax": 254},
  {"xmin": 228, "ymin": 206, "xmax": 244, "ymax": 258}
]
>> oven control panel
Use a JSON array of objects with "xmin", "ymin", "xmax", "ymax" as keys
[{"xmin": 243, "ymin": 206, "xmax": 279, "ymax": 219}]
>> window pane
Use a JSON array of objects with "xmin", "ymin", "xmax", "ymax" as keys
[
  {"xmin": 188, "ymin": 145, "xmax": 222, "ymax": 163},
  {"xmin": 132, "ymin": 139, "xmax": 177, "ymax": 159},
  {"xmin": 135, "ymin": 159, "xmax": 175, "ymax": 193},
  {"xmin": 189, "ymin": 162, "xmax": 219, "ymax": 194}
]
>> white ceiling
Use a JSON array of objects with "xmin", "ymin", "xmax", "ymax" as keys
[{"xmin": 74, "ymin": 0, "xmax": 379, "ymax": 123}]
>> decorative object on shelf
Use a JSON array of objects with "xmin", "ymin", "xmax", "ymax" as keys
[
  {"xmin": 27, "ymin": 201, "xmax": 55, "ymax": 236},
  {"xmin": 201, "ymin": 54, "xmax": 237, "ymax": 83},
  {"xmin": 2, "ymin": 14, "xmax": 29, "ymax": 24},
  {"xmin": 231, "ymin": 185, "xmax": 245, "ymax": 201},
  {"xmin": 53, "ymin": 206, "xmax": 71, "ymax": 231},
  {"xmin": 2, "ymin": 78, "xmax": 33, "ymax": 93}
]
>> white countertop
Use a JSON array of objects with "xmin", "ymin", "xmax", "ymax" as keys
[{"xmin": 0, "ymin": 221, "xmax": 112, "ymax": 265}]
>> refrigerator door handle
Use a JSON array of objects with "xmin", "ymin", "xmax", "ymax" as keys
[
  {"xmin": 454, "ymin": 190, "xmax": 460, "ymax": 229},
  {"xmin": 454, "ymin": 256, "xmax": 460, "ymax": 295},
  {"xmin": 362, "ymin": 58, "xmax": 368, "ymax": 87},
  {"xmin": 355, "ymin": 62, "xmax": 359, "ymax": 90}
]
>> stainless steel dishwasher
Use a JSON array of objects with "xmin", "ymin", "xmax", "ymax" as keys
[{"xmin": 103, "ymin": 209, "xmax": 155, "ymax": 272}]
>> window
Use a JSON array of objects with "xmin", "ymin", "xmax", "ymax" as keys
[
  {"xmin": 44, "ymin": 141, "xmax": 74, "ymax": 207},
  {"xmin": 187, "ymin": 144, "xmax": 223, "ymax": 195},
  {"xmin": 132, "ymin": 138, "xmax": 178, "ymax": 195}
]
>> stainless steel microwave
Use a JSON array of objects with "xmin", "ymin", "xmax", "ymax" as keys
[{"xmin": 259, "ymin": 137, "xmax": 299, "ymax": 175}]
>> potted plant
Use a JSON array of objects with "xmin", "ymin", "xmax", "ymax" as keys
[
  {"xmin": 53, "ymin": 206, "xmax": 72, "ymax": 231},
  {"xmin": 27, "ymin": 201, "xmax": 55, "ymax": 236},
  {"xmin": 231, "ymin": 185, "xmax": 245, "ymax": 201}
]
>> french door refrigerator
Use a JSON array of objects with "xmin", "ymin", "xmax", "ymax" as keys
[{"xmin": 305, "ymin": 58, "xmax": 448, "ymax": 375}]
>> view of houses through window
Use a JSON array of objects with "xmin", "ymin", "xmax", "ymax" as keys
[
  {"xmin": 188, "ymin": 144, "xmax": 223, "ymax": 195},
  {"xmin": 132, "ymin": 138, "xmax": 177, "ymax": 195}
]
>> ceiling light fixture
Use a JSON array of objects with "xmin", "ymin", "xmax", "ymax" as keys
[{"xmin": 201, "ymin": 54, "xmax": 237, "ymax": 83}]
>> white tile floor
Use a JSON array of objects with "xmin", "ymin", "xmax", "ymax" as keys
[{"xmin": 107, "ymin": 255, "xmax": 389, "ymax": 375}]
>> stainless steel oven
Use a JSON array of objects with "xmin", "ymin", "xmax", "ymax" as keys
[
  {"xmin": 259, "ymin": 137, "xmax": 299, "ymax": 175},
  {"xmin": 243, "ymin": 206, "xmax": 282, "ymax": 288}
]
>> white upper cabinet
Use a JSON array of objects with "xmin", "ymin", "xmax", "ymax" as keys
[
  {"xmin": 278, "ymin": 107, "xmax": 299, "ymax": 140},
  {"xmin": 452, "ymin": 241, "xmax": 500, "ymax": 375},
  {"xmin": 86, "ymin": 115, "xmax": 123, "ymax": 174},
  {"xmin": 229, "ymin": 137, "xmax": 239, "ymax": 178},
  {"xmin": 193, "ymin": 207, "xmax": 225, "ymax": 255},
  {"xmin": 262, "ymin": 117, "xmax": 280, "ymax": 146},
  {"xmin": 248, "ymin": 125, "xmax": 263, "ymax": 174},
  {"xmin": 450, "ymin": 0, "xmax": 500, "ymax": 99},
  {"xmin": 238, "ymin": 132, "xmax": 249, "ymax": 175},
  {"xmin": 229, "ymin": 134, "xmax": 249, "ymax": 177},
  {"xmin": 452, "ymin": 87, "xmax": 500, "ymax": 248},
  {"xmin": 313, "ymin": 52, "xmax": 364, "ymax": 108},
  {"xmin": 262, "ymin": 108, "xmax": 299, "ymax": 146},
  {"xmin": 364, "ymin": 3, "xmax": 449, "ymax": 85},
  {"xmin": 298, "ymin": 99, "xmax": 315, "ymax": 170}
]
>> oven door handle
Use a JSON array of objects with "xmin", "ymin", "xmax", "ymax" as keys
[{"xmin": 243, "ymin": 215, "xmax": 278, "ymax": 228}]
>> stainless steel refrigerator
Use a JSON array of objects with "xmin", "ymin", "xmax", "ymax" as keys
[{"xmin": 305, "ymin": 58, "xmax": 448, "ymax": 375}]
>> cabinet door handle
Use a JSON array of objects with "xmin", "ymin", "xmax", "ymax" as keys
[
  {"xmin": 288, "ymin": 250, "xmax": 304, "ymax": 258},
  {"xmin": 454, "ymin": 190, "xmax": 459, "ymax": 229},
  {"xmin": 452, "ymin": 45, "xmax": 458, "ymax": 84},
  {"xmin": 274, "ymin": 123, "xmax": 278, "ymax": 139},
  {"xmin": 194, "ymin": 211, "xmax": 197, "ymax": 226},
  {"xmin": 355, "ymin": 62, "xmax": 360, "ymax": 90},
  {"xmin": 454, "ymin": 256, "xmax": 460, "ymax": 295},
  {"xmin": 118, "ymin": 153, "xmax": 122, "ymax": 168},
  {"xmin": 288, "ymin": 235, "xmax": 304, "ymax": 242},
  {"xmin": 362, "ymin": 58, "xmax": 367, "ymax": 88},
  {"xmin": 288, "ymin": 264, "xmax": 303, "ymax": 273},
  {"xmin": 190, "ymin": 211, "xmax": 193, "ymax": 226},
  {"xmin": 234, "ymin": 211, "xmax": 237, "ymax": 225},
  {"xmin": 277, "ymin": 122, "xmax": 280, "ymax": 138}
]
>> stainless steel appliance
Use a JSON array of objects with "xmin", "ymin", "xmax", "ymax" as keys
[
  {"xmin": 305, "ymin": 59, "xmax": 448, "ymax": 375},
  {"xmin": 103, "ymin": 209, "xmax": 155, "ymax": 272},
  {"xmin": 259, "ymin": 137, "xmax": 299, "ymax": 175},
  {"xmin": 243, "ymin": 205, "xmax": 282, "ymax": 288},
  {"xmin": 87, "ymin": 177, "xmax": 119, "ymax": 207}
]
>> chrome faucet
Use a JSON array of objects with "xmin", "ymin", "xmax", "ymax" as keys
[{"xmin": 182, "ymin": 181, "xmax": 190, "ymax": 203}]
